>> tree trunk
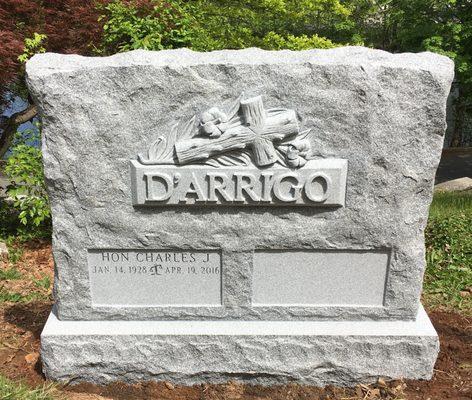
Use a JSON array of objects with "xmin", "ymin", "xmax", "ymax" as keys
[
  {"xmin": 252, "ymin": 136, "xmax": 277, "ymax": 166},
  {"xmin": 0, "ymin": 104, "xmax": 38, "ymax": 158},
  {"xmin": 450, "ymin": 93, "xmax": 466, "ymax": 148}
]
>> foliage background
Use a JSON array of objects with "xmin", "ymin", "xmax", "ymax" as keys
[{"xmin": 1, "ymin": 1, "xmax": 471, "ymax": 97}]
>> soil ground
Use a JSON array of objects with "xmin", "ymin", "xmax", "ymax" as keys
[{"xmin": 1, "ymin": 241, "xmax": 471, "ymax": 400}]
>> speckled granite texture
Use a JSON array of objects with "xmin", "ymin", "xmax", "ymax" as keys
[
  {"xmin": 41, "ymin": 305, "xmax": 438, "ymax": 386},
  {"xmin": 26, "ymin": 47, "xmax": 453, "ymax": 322}
]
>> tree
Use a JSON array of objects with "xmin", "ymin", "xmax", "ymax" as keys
[
  {"xmin": 0, "ymin": 0, "xmax": 108, "ymax": 158},
  {"xmin": 346, "ymin": 0, "xmax": 471, "ymax": 146}
]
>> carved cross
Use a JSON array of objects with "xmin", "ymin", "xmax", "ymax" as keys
[{"xmin": 174, "ymin": 96, "xmax": 299, "ymax": 166}]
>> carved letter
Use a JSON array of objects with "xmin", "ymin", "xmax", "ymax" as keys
[
  {"xmin": 207, "ymin": 172, "xmax": 232, "ymax": 202},
  {"xmin": 272, "ymin": 173, "xmax": 302, "ymax": 202},
  {"xmin": 304, "ymin": 173, "xmax": 330, "ymax": 203},
  {"xmin": 145, "ymin": 173, "xmax": 173, "ymax": 201},
  {"xmin": 234, "ymin": 172, "xmax": 260, "ymax": 202},
  {"xmin": 261, "ymin": 172, "xmax": 274, "ymax": 202},
  {"xmin": 180, "ymin": 172, "xmax": 207, "ymax": 202}
]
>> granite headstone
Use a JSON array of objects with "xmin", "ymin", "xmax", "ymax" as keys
[{"xmin": 26, "ymin": 47, "xmax": 454, "ymax": 386}]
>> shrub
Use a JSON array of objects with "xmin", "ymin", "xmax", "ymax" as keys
[
  {"xmin": 100, "ymin": 0, "xmax": 195, "ymax": 52},
  {"xmin": 98, "ymin": 0, "xmax": 344, "ymax": 53},
  {"xmin": 261, "ymin": 32, "xmax": 337, "ymax": 50},
  {"xmin": 17, "ymin": 33, "xmax": 47, "ymax": 63},
  {"xmin": 4, "ymin": 127, "xmax": 51, "ymax": 236}
]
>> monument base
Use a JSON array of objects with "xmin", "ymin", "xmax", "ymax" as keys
[{"xmin": 41, "ymin": 305, "xmax": 438, "ymax": 387}]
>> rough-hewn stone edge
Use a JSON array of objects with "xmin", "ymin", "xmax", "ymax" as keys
[
  {"xmin": 26, "ymin": 47, "xmax": 454, "ymax": 94},
  {"xmin": 41, "ymin": 305, "xmax": 438, "ymax": 386}
]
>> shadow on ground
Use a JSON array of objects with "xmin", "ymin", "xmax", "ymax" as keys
[{"xmin": 435, "ymin": 148, "xmax": 472, "ymax": 184}]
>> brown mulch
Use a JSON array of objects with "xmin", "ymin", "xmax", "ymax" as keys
[
  {"xmin": 1, "ymin": 241, "xmax": 471, "ymax": 399},
  {"xmin": 0, "ymin": 239, "xmax": 54, "ymax": 301}
]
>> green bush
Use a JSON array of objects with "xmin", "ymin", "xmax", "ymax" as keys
[
  {"xmin": 0, "ymin": 201, "xmax": 22, "ymax": 240},
  {"xmin": 17, "ymin": 33, "xmax": 47, "ymax": 64},
  {"xmin": 261, "ymin": 32, "xmax": 337, "ymax": 50},
  {"xmin": 3, "ymin": 127, "xmax": 51, "ymax": 239},
  {"xmin": 98, "ymin": 0, "xmax": 344, "ymax": 53},
  {"xmin": 100, "ymin": 0, "xmax": 195, "ymax": 52}
]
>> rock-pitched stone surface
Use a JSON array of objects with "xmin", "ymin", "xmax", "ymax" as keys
[
  {"xmin": 30, "ymin": 47, "xmax": 451, "ymax": 386},
  {"xmin": 26, "ymin": 47, "xmax": 454, "ymax": 322},
  {"xmin": 41, "ymin": 306, "xmax": 439, "ymax": 386}
]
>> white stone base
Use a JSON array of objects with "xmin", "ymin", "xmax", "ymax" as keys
[{"xmin": 41, "ymin": 306, "xmax": 439, "ymax": 386}]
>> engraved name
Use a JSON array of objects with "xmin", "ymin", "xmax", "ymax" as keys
[
  {"xmin": 87, "ymin": 250, "xmax": 222, "ymax": 306},
  {"xmin": 131, "ymin": 159, "xmax": 347, "ymax": 206},
  {"xmin": 92, "ymin": 251, "xmax": 218, "ymax": 276}
]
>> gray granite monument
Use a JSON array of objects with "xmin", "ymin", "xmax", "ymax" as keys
[{"xmin": 26, "ymin": 47, "xmax": 454, "ymax": 386}]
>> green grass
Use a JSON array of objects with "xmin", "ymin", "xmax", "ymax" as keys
[
  {"xmin": 0, "ymin": 375, "xmax": 60, "ymax": 400},
  {"xmin": 0, "ymin": 288, "xmax": 47, "ymax": 303},
  {"xmin": 429, "ymin": 190, "xmax": 472, "ymax": 218},
  {"xmin": 33, "ymin": 274, "xmax": 51, "ymax": 290},
  {"xmin": 1, "ymin": 235, "xmax": 25, "ymax": 266},
  {"xmin": 424, "ymin": 190, "xmax": 472, "ymax": 313},
  {"xmin": 0, "ymin": 267, "xmax": 22, "ymax": 280}
]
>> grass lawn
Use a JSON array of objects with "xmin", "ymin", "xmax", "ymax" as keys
[
  {"xmin": 0, "ymin": 375, "xmax": 59, "ymax": 400},
  {"xmin": 423, "ymin": 190, "xmax": 472, "ymax": 313}
]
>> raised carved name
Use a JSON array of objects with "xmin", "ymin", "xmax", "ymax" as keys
[
  {"xmin": 133, "ymin": 93, "xmax": 348, "ymax": 207},
  {"xmin": 131, "ymin": 159, "xmax": 347, "ymax": 206}
]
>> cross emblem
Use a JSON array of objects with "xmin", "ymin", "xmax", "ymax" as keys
[{"xmin": 175, "ymin": 96, "xmax": 299, "ymax": 167}]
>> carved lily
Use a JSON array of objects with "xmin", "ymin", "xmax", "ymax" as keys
[
  {"xmin": 286, "ymin": 139, "xmax": 311, "ymax": 168},
  {"xmin": 200, "ymin": 107, "xmax": 229, "ymax": 138}
]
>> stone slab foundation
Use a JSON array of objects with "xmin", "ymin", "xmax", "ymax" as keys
[{"xmin": 41, "ymin": 305, "xmax": 438, "ymax": 386}]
